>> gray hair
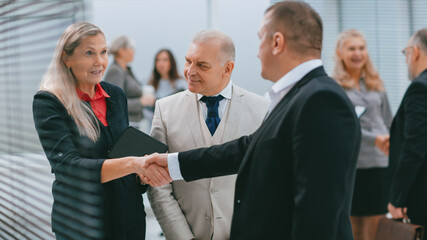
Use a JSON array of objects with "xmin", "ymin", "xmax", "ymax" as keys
[
  {"xmin": 191, "ymin": 30, "xmax": 235, "ymax": 65},
  {"xmin": 411, "ymin": 28, "xmax": 427, "ymax": 54},
  {"xmin": 109, "ymin": 36, "xmax": 134, "ymax": 56}
]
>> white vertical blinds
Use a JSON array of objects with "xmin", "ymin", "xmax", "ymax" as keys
[{"xmin": 0, "ymin": 1, "xmax": 85, "ymax": 239}]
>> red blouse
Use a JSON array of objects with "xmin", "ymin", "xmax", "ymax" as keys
[{"xmin": 76, "ymin": 83, "xmax": 110, "ymax": 126}]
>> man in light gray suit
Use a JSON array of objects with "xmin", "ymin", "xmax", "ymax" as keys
[{"xmin": 147, "ymin": 30, "xmax": 269, "ymax": 240}]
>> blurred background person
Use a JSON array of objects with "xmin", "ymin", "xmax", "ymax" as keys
[
  {"xmin": 104, "ymin": 35, "xmax": 155, "ymax": 129},
  {"xmin": 333, "ymin": 29, "xmax": 392, "ymax": 240},
  {"xmin": 388, "ymin": 28, "xmax": 427, "ymax": 240},
  {"xmin": 33, "ymin": 22, "xmax": 166, "ymax": 240},
  {"xmin": 148, "ymin": 49, "xmax": 187, "ymax": 99}
]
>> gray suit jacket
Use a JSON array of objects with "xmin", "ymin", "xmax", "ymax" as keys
[
  {"xmin": 104, "ymin": 62, "xmax": 143, "ymax": 122},
  {"xmin": 147, "ymin": 84, "xmax": 269, "ymax": 240},
  {"xmin": 344, "ymin": 80, "xmax": 392, "ymax": 168}
]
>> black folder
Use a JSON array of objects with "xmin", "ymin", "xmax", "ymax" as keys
[{"xmin": 108, "ymin": 126, "xmax": 168, "ymax": 158}]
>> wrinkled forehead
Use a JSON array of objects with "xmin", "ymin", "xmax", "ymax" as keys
[
  {"xmin": 187, "ymin": 41, "xmax": 221, "ymax": 59},
  {"xmin": 80, "ymin": 34, "xmax": 106, "ymax": 48}
]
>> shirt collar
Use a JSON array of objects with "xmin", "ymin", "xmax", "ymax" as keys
[
  {"xmin": 76, "ymin": 83, "xmax": 110, "ymax": 101},
  {"xmin": 271, "ymin": 59, "xmax": 323, "ymax": 94},
  {"xmin": 197, "ymin": 80, "xmax": 232, "ymax": 100}
]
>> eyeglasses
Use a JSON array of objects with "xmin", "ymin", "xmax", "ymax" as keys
[{"xmin": 402, "ymin": 46, "xmax": 413, "ymax": 56}]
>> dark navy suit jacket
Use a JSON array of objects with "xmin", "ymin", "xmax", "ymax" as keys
[
  {"xmin": 179, "ymin": 67, "xmax": 361, "ymax": 240},
  {"xmin": 389, "ymin": 69, "xmax": 427, "ymax": 220}
]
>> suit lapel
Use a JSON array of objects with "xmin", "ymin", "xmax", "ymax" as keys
[
  {"xmin": 222, "ymin": 85, "xmax": 243, "ymax": 142},
  {"xmin": 237, "ymin": 66, "xmax": 327, "ymax": 173},
  {"xmin": 184, "ymin": 91, "xmax": 206, "ymax": 149}
]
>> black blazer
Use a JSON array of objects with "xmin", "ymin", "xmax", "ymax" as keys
[
  {"xmin": 389, "ymin": 69, "xmax": 427, "ymax": 219},
  {"xmin": 179, "ymin": 67, "xmax": 361, "ymax": 240},
  {"xmin": 33, "ymin": 81, "xmax": 147, "ymax": 240}
]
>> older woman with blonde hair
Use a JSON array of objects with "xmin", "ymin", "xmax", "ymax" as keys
[
  {"xmin": 32, "ymin": 22, "xmax": 169, "ymax": 239},
  {"xmin": 333, "ymin": 29, "xmax": 392, "ymax": 240}
]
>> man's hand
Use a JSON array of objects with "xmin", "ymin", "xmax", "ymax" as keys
[
  {"xmin": 143, "ymin": 153, "xmax": 169, "ymax": 168},
  {"xmin": 141, "ymin": 153, "xmax": 170, "ymax": 186},
  {"xmin": 375, "ymin": 134, "xmax": 390, "ymax": 156},
  {"xmin": 388, "ymin": 202, "xmax": 407, "ymax": 219},
  {"xmin": 134, "ymin": 155, "xmax": 171, "ymax": 187}
]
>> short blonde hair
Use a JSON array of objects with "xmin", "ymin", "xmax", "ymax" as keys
[
  {"xmin": 40, "ymin": 22, "xmax": 105, "ymax": 141},
  {"xmin": 333, "ymin": 29, "xmax": 383, "ymax": 91}
]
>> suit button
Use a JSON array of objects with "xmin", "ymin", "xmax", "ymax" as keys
[
  {"xmin": 205, "ymin": 216, "xmax": 210, "ymax": 221},
  {"xmin": 237, "ymin": 199, "xmax": 241, "ymax": 204},
  {"xmin": 58, "ymin": 152, "xmax": 63, "ymax": 157}
]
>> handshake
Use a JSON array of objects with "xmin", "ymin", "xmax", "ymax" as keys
[{"xmin": 133, "ymin": 153, "xmax": 173, "ymax": 187}]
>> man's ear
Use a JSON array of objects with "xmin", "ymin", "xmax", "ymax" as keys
[
  {"xmin": 222, "ymin": 61, "xmax": 235, "ymax": 79},
  {"xmin": 413, "ymin": 45, "xmax": 421, "ymax": 61},
  {"xmin": 62, "ymin": 50, "xmax": 70, "ymax": 68},
  {"xmin": 272, "ymin": 32, "xmax": 285, "ymax": 55}
]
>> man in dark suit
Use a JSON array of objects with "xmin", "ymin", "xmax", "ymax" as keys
[
  {"xmin": 388, "ymin": 28, "xmax": 427, "ymax": 238},
  {"xmin": 141, "ymin": 1, "xmax": 361, "ymax": 239}
]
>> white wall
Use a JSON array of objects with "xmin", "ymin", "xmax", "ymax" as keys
[{"xmin": 88, "ymin": 0, "xmax": 273, "ymax": 96}]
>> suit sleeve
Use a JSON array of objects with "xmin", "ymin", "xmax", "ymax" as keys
[
  {"xmin": 381, "ymin": 91, "xmax": 393, "ymax": 129},
  {"xmin": 32, "ymin": 92, "xmax": 105, "ymax": 185},
  {"xmin": 147, "ymin": 100, "xmax": 195, "ymax": 239},
  {"xmin": 104, "ymin": 66, "xmax": 125, "ymax": 89},
  {"xmin": 390, "ymin": 82, "xmax": 427, "ymax": 207},
  {"xmin": 179, "ymin": 134, "xmax": 252, "ymax": 181},
  {"xmin": 292, "ymin": 90, "xmax": 360, "ymax": 239},
  {"xmin": 360, "ymin": 91, "xmax": 393, "ymax": 146}
]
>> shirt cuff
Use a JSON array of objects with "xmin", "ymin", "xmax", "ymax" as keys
[{"xmin": 168, "ymin": 152, "xmax": 184, "ymax": 180}]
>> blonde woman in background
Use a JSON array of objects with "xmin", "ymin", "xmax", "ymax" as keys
[
  {"xmin": 32, "ymin": 22, "xmax": 169, "ymax": 239},
  {"xmin": 104, "ymin": 36, "xmax": 155, "ymax": 128},
  {"xmin": 333, "ymin": 29, "xmax": 392, "ymax": 240}
]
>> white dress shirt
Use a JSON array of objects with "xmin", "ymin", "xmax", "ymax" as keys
[
  {"xmin": 168, "ymin": 60, "xmax": 323, "ymax": 180},
  {"xmin": 197, "ymin": 80, "xmax": 232, "ymax": 120},
  {"xmin": 266, "ymin": 59, "xmax": 323, "ymax": 117}
]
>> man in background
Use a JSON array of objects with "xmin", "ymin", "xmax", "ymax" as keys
[{"xmin": 388, "ymin": 28, "xmax": 427, "ymax": 239}]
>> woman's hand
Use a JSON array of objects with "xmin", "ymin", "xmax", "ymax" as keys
[
  {"xmin": 140, "ymin": 95, "xmax": 155, "ymax": 107},
  {"xmin": 133, "ymin": 155, "xmax": 171, "ymax": 187},
  {"xmin": 375, "ymin": 134, "xmax": 390, "ymax": 156}
]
